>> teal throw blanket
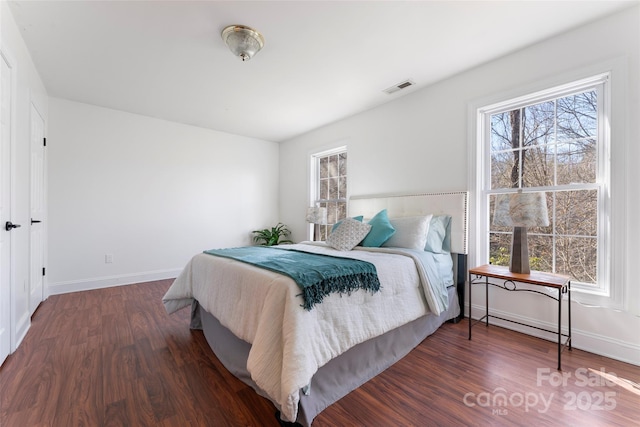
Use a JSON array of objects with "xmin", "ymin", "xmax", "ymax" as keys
[{"xmin": 203, "ymin": 246, "xmax": 381, "ymax": 310}]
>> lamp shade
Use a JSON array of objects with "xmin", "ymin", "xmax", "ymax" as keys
[
  {"xmin": 493, "ymin": 191, "xmax": 549, "ymax": 228},
  {"xmin": 305, "ymin": 207, "xmax": 327, "ymax": 225}
]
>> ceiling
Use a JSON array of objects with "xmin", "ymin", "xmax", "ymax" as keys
[{"xmin": 7, "ymin": 1, "xmax": 637, "ymax": 142}]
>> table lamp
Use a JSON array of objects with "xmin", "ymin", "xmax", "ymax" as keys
[
  {"xmin": 493, "ymin": 191, "xmax": 549, "ymax": 274},
  {"xmin": 306, "ymin": 206, "xmax": 327, "ymax": 241}
]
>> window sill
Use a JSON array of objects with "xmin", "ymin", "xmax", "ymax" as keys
[{"xmin": 567, "ymin": 286, "xmax": 623, "ymax": 311}]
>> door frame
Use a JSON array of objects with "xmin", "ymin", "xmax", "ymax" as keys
[
  {"xmin": 29, "ymin": 100, "xmax": 45, "ymax": 314},
  {"xmin": 0, "ymin": 43, "xmax": 17, "ymax": 362}
]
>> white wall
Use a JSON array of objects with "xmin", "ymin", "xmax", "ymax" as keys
[
  {"xmin": 47, "ymin": 98, "xmax": 279, "ymax": 293},
  {"xmin": 1, "ymin": 1, "xmax": 49, "ymax": 349},
  {"xmin": 279, "ymin": 7, "xmax": 640, "ymax": 364}
]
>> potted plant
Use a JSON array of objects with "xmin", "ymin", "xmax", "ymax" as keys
[{"xmin": 252, "ymin": 223, "xmax": 294, "ymax": 246}]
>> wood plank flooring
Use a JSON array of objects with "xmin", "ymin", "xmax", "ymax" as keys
[{"xmin": 1, "ymin": 279, "xmax": 638, "ymax": 426}]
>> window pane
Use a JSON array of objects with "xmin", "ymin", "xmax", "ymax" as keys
[
  {"xmin": 328, "ymin": 177, "xmax": 338, "ymax": 199},
  {"xmin": 523, "ymin": 101, "xmax": 555, "ymax": 147},
  {"xmin": 555, "ymin": 190, "xmax": 597, "ymax": 237},
  {"xmin": 339, "ymin": 152, "xmax": 347, "ymax": 176},
  {"xmin": 491, "ymin": 111, "xmax": 518, "ymax": 151},
  {"xmin": 557, "ymin": 91, "xmax": 597, "ymax": 142},
  {"xmin": 489, "ymin": 232, "xmax": 512, "ymax": 267},
  {"xmin": 556, "ymin": 139, "xmax": 596, "ymax": 185},
  {"xmin": 528, "ymin": 235, "xmax": 553, "ymax": 272},
  {"xmin": 318, "ymin": 225, "xmax": 328, "ymax": 242},
  {"xmin": 326, "ymin": 201, "xmax": 338, "ymax": 224},
  {"xmin": 320, "ymin": 157, "xmax": 328, "ymax": 179},
  {"xmin": 491, "ymin": 150, "xmax": 520, "ymax": 189},
  {"xmin": 337, "ymin": 201, "xmax": 347, "ymax": 221},
  {"xmin": 338, "ymin": 176, "xmax": 347, "ymax": 199},
  {"xmin": 555, "ymin": 236, "xmax": 597, "ymax": 284},
  {"xmin": 319, "ymin": 178, "xmax": 328, "ymax": 200},
  {"xmin": 328, "ymin": 155, "xmax": 338, "ymax": 178},
  {"xmin": 522, "ymin": 145, "xmax": 554, "ymax": 188}
]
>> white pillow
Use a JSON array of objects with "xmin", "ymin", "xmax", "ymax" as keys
[
  {"xmin": 326, "ymin": 217, "xmax": 372, "ymax": 251},
  {"xmin": 382, "ymin": 215, "xmax": 433, "ymax": 250}
]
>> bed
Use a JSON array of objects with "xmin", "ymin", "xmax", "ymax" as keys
[{"xmin": 163, "ymin": 191, "xmax": 468, "ymax": 426}]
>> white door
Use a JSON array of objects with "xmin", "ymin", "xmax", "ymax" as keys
[
  {"xmin": 0, "ymin": 52, "xmax": 13, "ymax": 365},
  {"xmin": 29, "ymin": 104, "xmax": 45, "ymax": 314}
]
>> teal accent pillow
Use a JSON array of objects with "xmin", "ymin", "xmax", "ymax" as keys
[
  {"xmin": 331, "ymin": 215, "xmax": 364, "ymax": 232},
  {"xmin": 425, "ymin": 215, "xmax": 452, "ymax": 253},
  {"xmin": 360, "ymin": 209, "xmax": 396, "ymax": 247}
]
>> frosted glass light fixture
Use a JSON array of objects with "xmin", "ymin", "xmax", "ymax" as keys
[
  {"xmin": 493, "ymin": 191, "xmax": 549, "ymax": 274},
  {"xmin": 221, "ymin": 25, "xmax": 265, "ymax": 62}
]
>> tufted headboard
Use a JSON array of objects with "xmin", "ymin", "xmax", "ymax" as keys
[{"xmin": 348, "ymin": 191, "xmax": 469, "ymax": 255}]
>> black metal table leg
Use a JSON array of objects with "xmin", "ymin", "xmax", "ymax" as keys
[
  {"xmin": 558, "ymin": 287, "xmax": 562, "ymax": 370},
  {"xmin": 468, "ymin": 272, "xmax": 472, "ymax": 340},
  {"xmin": 485, "ymin": 276, "xmax": 489, "ymax": 326},
  {"xmin": 568, "ymin": 281, "xmax": 572, "ymax": 351}
]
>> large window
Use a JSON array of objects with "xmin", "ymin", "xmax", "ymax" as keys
[
  {"xmin": 310, "ymin": 147, "xmax": 348, "ymax": 241},
  {"xmin": 479, "ymin": 74, "xmax": 610, "ymax": 294}
]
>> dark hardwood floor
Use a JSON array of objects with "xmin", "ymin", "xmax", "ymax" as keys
[{"xmin": 1, "ymin": 279, "xmax": 638, "ymax": 426}]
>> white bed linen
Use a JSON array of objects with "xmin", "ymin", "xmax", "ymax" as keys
[{"xmin": 163, "ymin": 242, "xmax": 440, "ymax": 422}]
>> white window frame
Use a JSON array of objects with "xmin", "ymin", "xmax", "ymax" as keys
[
  {"xmin": 309, "ymin": 145, "xmax": 348, "ymax": 240},
  {"xmin": 469, "ymin": 68, "xmax": 626, "ymax": 309}
]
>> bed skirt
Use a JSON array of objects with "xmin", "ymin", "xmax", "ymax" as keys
[{"xmin": 192, "ymin": 285, "xmax": 460, "ymax": 426}]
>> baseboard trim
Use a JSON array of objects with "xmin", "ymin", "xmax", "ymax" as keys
[
  {"xmin": 468, "ymin": 304, "xmax": 640, "ymax": 366},
  {"xmin": 46, "ymin": 268, "xmax": 182, "ymax": 296},
  {"xmin": 12, "ymin": 312, "xmax": 30, "ymax": 352}
]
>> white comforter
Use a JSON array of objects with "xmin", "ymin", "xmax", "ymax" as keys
[{"xmin": 163, "ymin": 242, "xmax": 446, "ymax": 422}]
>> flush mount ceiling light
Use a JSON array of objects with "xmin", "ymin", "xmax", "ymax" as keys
[{"xmin": 221, "ymin": 25, "xmax": 265, "ymax": 62}]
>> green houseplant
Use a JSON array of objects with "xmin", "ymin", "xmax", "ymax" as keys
[{"xmin": 252, "ymin": 223, "xmax": 294, "ymax": 246}]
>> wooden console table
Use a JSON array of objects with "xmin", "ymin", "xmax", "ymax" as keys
[{"xmin": 468, "ymin": 264, "xmax": 572, "ymax": 370}]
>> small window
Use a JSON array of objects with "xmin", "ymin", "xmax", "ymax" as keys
[{"xmin": 310, "ymin": 147, "xmax": 347, "ymax": 241}]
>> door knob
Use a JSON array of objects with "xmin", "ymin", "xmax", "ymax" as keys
[
  {"xmin": 5, "ymin": 221, "xmax": 21, "ymax": 231},
  {"xmin": 31, "ymin": 219, "xmax": 42, "ymax": 224}
]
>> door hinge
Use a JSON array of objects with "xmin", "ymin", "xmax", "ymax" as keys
[
  {"xmin": 42, "ymin": 267, "xmax": 46, "ymax": 276},
  {"xmin": 43, "ymin": 137, "xmax": 47, "ymax": 147}
]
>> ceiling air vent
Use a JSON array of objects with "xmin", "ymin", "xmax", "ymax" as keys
[{"xmin": 383, "ymin": 79, "xmax": 415, "ymax": 94}]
